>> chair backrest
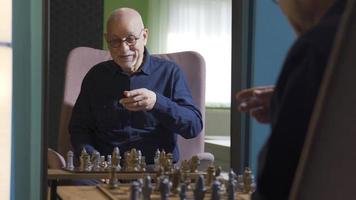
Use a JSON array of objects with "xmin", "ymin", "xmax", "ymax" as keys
[{"xmin": 58, "ymin": 47, "xmax": 206, "ymax": 163}]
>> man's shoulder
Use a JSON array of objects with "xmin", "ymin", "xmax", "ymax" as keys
[
  {"xmin": 87, "ymin": 60, "xmax": 115, "ymax": 74},
  {"xmin": 149, "ymin": 55, "xmax": 180, "ymax": 73}
]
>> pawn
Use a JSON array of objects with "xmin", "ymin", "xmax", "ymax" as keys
[
  {"xmin": 92, "ymin": 151, "xmax": 101, "ymax": 171},
  {"xmin": 179, "ymin": 183, "xmax": 187, "ymax": 200},
  {"xmin": 66, "ymin": 151, "xmax": 74, "ymax": 171},
  {"xmin": 142, "ymin": 175, "xmax": 152, "ymax": 200},
  {"xmin": 106, "ymin": 155, "xmax": 112, "ymax": 169},
  {"xmin": 130, "ymin": 181, "xmax": 141, "ymax": 200},
  {"xmin": 159, "ymin": 177, "xmax": 171, "ymax": 200},
  {"xmin": 194, "ymin": 175, "xmax": 206, "ymax": 200},
  {"xmin": 228, "ymin": 169, "xmax": 237, "ymax": 181},
  {"xmin": 250, "ymin": 174, "xmax": 257, "ymax": 193},
  {"xmin": 227, "ymin": 178, "xmax": 236, "ymax": 200},
  {"xmin": 99, "ymin": 156, "xmax": 107, "ymax": 170},
  {"xmin": 211, "ymin": 180, "xmax": 221, "ymax": 200}
]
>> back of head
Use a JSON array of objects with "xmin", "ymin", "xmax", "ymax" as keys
[{"xmin": 279, "ymin": 0, "xmax": 337, "ymax": 35}]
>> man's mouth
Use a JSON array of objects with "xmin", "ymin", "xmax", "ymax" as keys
[{"xmin": 118, "ymin": 54, "xmax": 134, "ymax": 61}]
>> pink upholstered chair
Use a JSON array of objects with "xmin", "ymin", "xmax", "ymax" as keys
[{"xmin": 49, "ymin": 47, "xmax": 213, "ymax": 169}]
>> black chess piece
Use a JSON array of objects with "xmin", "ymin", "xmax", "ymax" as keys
[
  {"xmin": 130, "ymin": 181, "xmax": 141, "ymax": 200},
  {"xmin": 142, "ymin": 176, "xmax": 152, "ymax": 200},
  {"xmin": 211, "ymin": 180, "xmax": 221, "ymax": 200},
  {"xmin": 194, "ymin": 175, "xmax": 206, "ymax": 200}
]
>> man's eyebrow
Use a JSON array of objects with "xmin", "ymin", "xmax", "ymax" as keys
[{"xmin": 108, "ymin": 32, "xmax": 136, "ymax": 38}]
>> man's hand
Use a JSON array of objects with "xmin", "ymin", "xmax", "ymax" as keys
[
  {"xmin": 119, "ymin": 88, "xmax": 157, "ymax": 111},
  {"xmin": 235, "ymin": 86, "xmax": 274, "ymax": 124}
]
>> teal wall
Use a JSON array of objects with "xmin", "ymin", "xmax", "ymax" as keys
[
  {"xmin": 250, "ymin": 1, "xmax": 294, "ymax": 173},
  {"xmin": 103, "ymin": 0, "xmax": 149, "ymax": 49},
  {"xmin": 12, "ymin": 0, "xmax": 42, "ymax": 199}
]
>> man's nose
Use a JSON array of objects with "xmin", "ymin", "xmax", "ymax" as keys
[{"xmin": 117, "ymin": 41, "xmax": 130, "ymax": 51}]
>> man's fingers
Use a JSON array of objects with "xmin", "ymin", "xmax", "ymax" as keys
[
  {"xmin": 123, "ymin": 89, "xmax": 144, "ymax": 97},
  {"xmin": 119, "ymin": 97, "xmax": 136, "ymax": 104},
  {"xmin": 236, "ymin": 89, "xmax": 255, "ymax": 104},
  {"xmin": 238, "ymin": 97, "xmax": 261, "ymax": 112},
  {"xmin": 250, "ymin": 108, "xmax": 270, "ymax": 124}
]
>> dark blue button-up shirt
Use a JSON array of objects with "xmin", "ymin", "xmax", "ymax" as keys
[{"xmin": 69, "ymin": 50, "xmax": 203, "ymax": 164}]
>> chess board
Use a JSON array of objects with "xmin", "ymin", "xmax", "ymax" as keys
[{"xmin": 57, "ymin": 184, "xmax": 251, "ymax": 200}]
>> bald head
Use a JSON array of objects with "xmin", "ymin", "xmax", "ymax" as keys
[
  {"xmin": 104, "ymin": 8, "xmax": 149, "ymax": 75},
  {"xmin": 106, "ymin": 8, "xmax": 144, "ymax": 33},
  {"xmin": 279, "ymin": 0, "xmax": 336, "ymax": 35}
]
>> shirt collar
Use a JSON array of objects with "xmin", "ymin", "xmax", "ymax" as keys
[{"xmin": 139, "ymin": 47, "xmax": 151, "ymax": 75}]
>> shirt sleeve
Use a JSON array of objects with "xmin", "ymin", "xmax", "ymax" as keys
[
  {"xmin": 152, "ymin": 66, "xmax": 203, "ymax": 139},
  {"xmin": 68, "ymin": 72, "xmax": 96, "ymax": 156}
]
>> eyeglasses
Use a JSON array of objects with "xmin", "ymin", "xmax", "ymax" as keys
[{"xmin": 107, "ymin": 29, "xmax": 144, "ymax": 48}]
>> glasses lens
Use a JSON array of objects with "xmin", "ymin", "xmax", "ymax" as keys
[{"xmin": 125, "ymin": 35, "xmax": 137, "ymax": 46}]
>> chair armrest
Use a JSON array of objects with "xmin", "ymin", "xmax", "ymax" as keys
[
  {"xmin": 47, "ymin": 148, "xmax": 66, "ymax": 169},
  {"xmin": 197, "ymin": 152, "xmax": 215, "ymax": 171}
]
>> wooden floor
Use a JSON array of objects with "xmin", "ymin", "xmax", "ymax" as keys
[{"xmin": 0, "ymin": 47, "xmax": 12, "ymax": 200}]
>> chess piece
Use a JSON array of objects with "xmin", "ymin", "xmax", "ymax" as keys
[
  {"xmin": 159, "ymin": 177, "xmax": 171, "ymax": 200},
  {"xmin": 79, "ymin": 147, "xmax": 88, "ymax": 171},
  {"xmin": 229, "ymin": 169, "xmax": 237, "ymax": 181},
  {"xmin": 180, "ymin": 160, "xmax": 190, "ymax": 173},
  {"xmin": 250, "ymin": 174, "xmax": 257, "ymax": 193},
  {"xmin": 171, "ymin": 168, "xmax": 182, "ymax": 193},
  {"xmin": 99, "ymin": 155, "xmax": 107, "ymax": 170},
  {"xmin": 237, "ymin": 174, "xmax": 244, "ymax": 192},
  {"xmin": 155, "ymin": 167, "xmax": 165, "ymax": 191},
  {"xmin": 227, "ymin": 178, "xmax": 237, "ymax": 200},
  {"xmin": 140, "ymin": 156, "xmax": 147, "ymax": 171},
  {"xmin": 194, "ymin": 175, "xmax": 206, "ymax": 200},
  {"xmin": 132, "ymin": 149, "xmax": 140, "ymax": 171},
  {"xmin": 112, "ymin": 147, "xmax": 121, "ymax": 171},
  {"xmin": 154, "ymin": 149, "xmax": 160, "ymax": 171},
  {"xmin": 109, "ymin": 166, "xmax": 119, "ymax": 188},
  {"xmin": 92, "ymin": 150, "xmax": 101, "ymax": 171},
  {"xmin": 66, "ymin": 150, "xmax": 74, "ymax": 171},
  {"xmin": 189, "ymin": 155, "xmax": 200, "ymax": 173},
  {"xmin": 130, "ymin": 181, "xmax": 141, "ymax": 200},
  {"xmin": 159, "ymin": 150, "xmax": 167, "ymax": 171},
  {"xmin": 211, "ymin": 180, "xmax": 221, "ymax": 200},
  {"xmin": 166, "ymin": 153, "xmax": 174, "ymax": 172},
  {"xmin": 106, "ymin": 155, "xmax": 112, "ymax": 169},
  {"xmin": 206, "ymin": 165, "xmax": 215, "ymax": 186},
  {"xmin": 179, "ymin": 183, "xmax": 187, "ymax": 200},
  {"xmin": 83, "ymin": 153, "xmax": 92, "ymax": 171},
  {"xmin": 142, "ymin": 175, "xmax": 152, "ymax": 200},
  {"xmin": 215, "ymin": 166, "xmax": 222, "ymax": 177},
  {"xmin": 243, "ymin": 167, "xmax": 253, "ymax": 193}
]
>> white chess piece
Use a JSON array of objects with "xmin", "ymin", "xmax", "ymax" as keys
[{"xmin": 66, "ymin": 150, "xmax": 74, "ymax": 171}]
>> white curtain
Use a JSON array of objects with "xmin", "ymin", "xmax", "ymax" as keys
[{"xmin": 148, "ymin": 0, "xmax": 232, "ymax": 106}]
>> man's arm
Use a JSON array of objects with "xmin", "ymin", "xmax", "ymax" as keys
[
  {"xmin": 69, "ymin": 73, "xmax": 96, "ymax": 156},
  {"xmin": 119, "ymin": 67, "xmax": 203, "ymax": 139}
]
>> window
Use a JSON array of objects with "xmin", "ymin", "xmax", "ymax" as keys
[{"xmin": 148, "ymin": 0, "xmax": 232, "ymax": 107}]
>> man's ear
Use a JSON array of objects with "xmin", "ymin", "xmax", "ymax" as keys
[{"xmin": 143, "ymin": 28, "xmax": 149, "ymax": 45}]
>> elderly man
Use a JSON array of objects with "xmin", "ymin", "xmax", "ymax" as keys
[
  {"xmin": 69, "ymin": 8, "xmax": 202, "ymax": 165},
  {"xmin": 236, "ymin": 0, "xmax": 346, "ymax": 199}
]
